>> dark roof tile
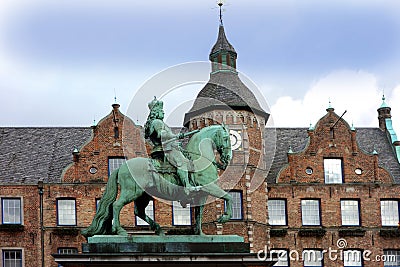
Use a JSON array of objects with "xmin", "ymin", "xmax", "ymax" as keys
[
  {"xmin": 0, "ymin": 126, "xmax": 399, "ymax": 185},
  {"xmin": 184, "ymin": 72, "xmax": 268, "ymax": 124},
  {"xmin": 0, "ymin": 127, "xmax": 92, "ymax": 184}
]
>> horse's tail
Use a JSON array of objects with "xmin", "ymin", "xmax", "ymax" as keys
[{"xmin": 81, "ymin": 169, "xmax": 119, "ymax": 238}]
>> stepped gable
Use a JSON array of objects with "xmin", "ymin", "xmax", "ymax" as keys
[{"xmin": 265, "ymin": 127, "xmax": 400, "ymax": 184}]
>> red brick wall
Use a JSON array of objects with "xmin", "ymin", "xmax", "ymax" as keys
[
  {"xmin": 269, "ymin": 184, "xmax": 400, "ymax": 267},
  {"xmin": 0, "ymin": 185, "xmax": 41, "ymax": 267}
]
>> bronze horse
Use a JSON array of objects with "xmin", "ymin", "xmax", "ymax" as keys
[{"xmin": 82, "ymin": 124, "xmax": 232, "ymax": 237}]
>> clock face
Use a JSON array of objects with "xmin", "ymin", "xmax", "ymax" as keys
[{"xmin": 230, "ymin": 130, "xmax": 242, "ymax": 150}]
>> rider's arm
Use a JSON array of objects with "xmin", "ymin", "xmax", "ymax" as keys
[
  {"xmin": 160, "ymin": 129, "xmax": 176, "ymax": 141},
  {"xmin": 152, "ymin": 120, "xmax": 177, "ymax": 141}
]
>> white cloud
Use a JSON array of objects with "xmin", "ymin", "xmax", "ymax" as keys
[{"xmin": 270, "ymin": 70, "xmax": 383, "ymax": 128}]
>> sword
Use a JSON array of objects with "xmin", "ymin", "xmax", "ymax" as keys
[{"xmin": 163, "ymin": 129, "xmax": 200, "ymax": 144}]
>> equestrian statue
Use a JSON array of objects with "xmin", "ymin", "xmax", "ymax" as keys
[{"xmin": 82, "ymin": 97, "xmax": 233, "ymax": 238}]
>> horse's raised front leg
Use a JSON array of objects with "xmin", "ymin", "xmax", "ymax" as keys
[
  {"xmin": 201, "ymin": 183, "xmax": 232, "ymax": 223},
  {"xmin": 134, "ymin": 198, "xmax": 164, "ymax": 236}
]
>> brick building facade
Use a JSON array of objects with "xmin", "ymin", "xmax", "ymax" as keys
[
  {"xmin": 267, "ymin": 105, "xmax": 400, "ymax": 267},
  {"xmin": 0, "ymin": 20, "xmax": 399, "ymax": 267}
]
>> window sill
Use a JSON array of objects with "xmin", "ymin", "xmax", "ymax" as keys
[
  {"xmin": 338, "ymin": 227, "xmax": 365, "ymax": 237},
  {"xmin": 53, "ymin": 227, "xmax": 80, "ymax": 236},
  {"xmin": 0, "ymin": 224, "xmax": 24, "ymax": 232},
  {"xmin": 166, "ymin": 227, "xmax": 195, "ymax": 235},
  {"xmin": 379, "ymin": 228, "xmax": 400, "ymax": 238},
  {"xmin": 270, "ymin": 228, "xmax": 288, "ymax": 237},
  {"xmin": 298, "ymin": 227, "xmax": 326, "ymax": 237}
]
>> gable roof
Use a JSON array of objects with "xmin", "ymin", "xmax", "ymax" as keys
[{"xmin": 0, "ymin": 127, "xmax": 92, "ymax": 184}]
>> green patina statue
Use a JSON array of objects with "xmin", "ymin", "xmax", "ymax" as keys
[
  {"xmin": 144, "ymin": 97, "xmax": 195, "ymax": 195},
  {"xmin": 82, "ymin": 97, "xmax": 233, "ymax": 238}
]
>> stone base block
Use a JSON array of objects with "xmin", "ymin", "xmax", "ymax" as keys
[{"xmin": 83, "ymin": 235, "xmax": 248, "ymax": 253}]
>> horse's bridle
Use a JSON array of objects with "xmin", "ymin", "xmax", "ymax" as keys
[{"xmin": 215, "ymin": 129, "xmax": 231, "ymax": 170}]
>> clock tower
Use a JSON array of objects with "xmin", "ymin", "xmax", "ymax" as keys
[{"xmin": 183, "ymin": 18, "xmax": 270, "ymax": 252}]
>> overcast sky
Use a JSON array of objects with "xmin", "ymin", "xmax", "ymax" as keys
[{"xmin": 1, "ymin": 1, "xmax": 400, "ymax": 135}]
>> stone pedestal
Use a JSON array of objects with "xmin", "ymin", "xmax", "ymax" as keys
[{"xmin": 53, "ymin": 235, "xmax": 276, "ymax": 267}]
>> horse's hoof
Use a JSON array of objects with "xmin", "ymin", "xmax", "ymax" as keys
[
  {"xmin": 118, "ymin": 230, "xmax": 128, "ymax": 236},
  {"xmin": 113, "ymin": 226, "xmax": 128, "ymax": 236},
  {"xmin": 217, "ymin": 214, "xmax": 231, "ymax": 223},
  {"xmin": 156, "ymin": 229, "xmax": 165, "ymax": 236}
]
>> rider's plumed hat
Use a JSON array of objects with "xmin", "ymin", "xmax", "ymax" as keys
[{"xmin": 148, "ymin": 96, "xmax": 163, "ymax": 110}]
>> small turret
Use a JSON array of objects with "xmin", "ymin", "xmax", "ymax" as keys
[{"xmin": 378, "ymin": 95, "xmax": 391, "ymax": 131}]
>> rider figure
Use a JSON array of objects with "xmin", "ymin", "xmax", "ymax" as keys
[{"xmin": 145, "ymin": 97, "xmax": 195, "ymax": 195}]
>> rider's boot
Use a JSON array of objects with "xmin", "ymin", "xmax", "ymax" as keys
[{"xmin": 177, "ymin": 169, "xmax": 195, "ymax": 195}]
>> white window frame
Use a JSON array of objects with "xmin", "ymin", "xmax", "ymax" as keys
[
  {"xmin": 271, "ymin": 249, "xmax": 289, "ymax": 267},
  {"xmin": 343, "ymin": 250, "xmax": 363, "ymax": 267},
  {"xmin": 57, "ymin": 199, "xmax": 77, "ymax": 226},
  {"xmin": 108, "ymin": 157, "xmax": 126, "ymax": 176},
  {"xmin": 324, "ymin": 158, "xmax": 343, "ymax": 184},
  {"xmin": 172, "ymin": 201, "xmax": 191, "ymax": 226},
  {"xmin": 341, "ymin": 200, "xmax": 360, "ymax": 226},
  {"xmin": 383, "ymin": 250, "xmax": 400, "ymax": 267},
  {"xmin": 301, "ymin": 199, "xmax": 321, "ymax": 226},
  {"xmin": 2, "ymin": 249, "xmax": 23, "ymax": 267},
  {"xmin": 58, "ymin": 248, "xmax": 78, "ymax": 267},
  {"xmin": 225, "ymin": 191, "xmax": 243, "ymax": 220},
  {"xmin": 1, "ymin": 198, "xmax": 22, "ymax": 225},
  {"xmin": 58, "ymin": 248, "xmax": 78, "ymax": 254},
  {"xmin": 303, "ymin": 249, "xmax": 323, "ymax": 267},
  {"xmin": 136, "ymin": 200, "xmax": 155, "ymax": 226},
  {"xmin": 381, "ymin": 200, "xmax": 400, "ymax": 227},
  {"xmin": 268, "ymin": 199, "xmax": 287, "ymax": 226}
]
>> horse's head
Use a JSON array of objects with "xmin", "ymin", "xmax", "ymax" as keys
[{"xmin": 214, "ymin": 124, "xmax": 232, "ymax": 170}]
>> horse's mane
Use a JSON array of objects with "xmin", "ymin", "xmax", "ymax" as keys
[
  {"xmin": 186, "ymin": 124, "xmax": 225, "ymax": 152},
  {"xmin": 198, "ymin": 124, "xmax": 223, "ymax": 135}
]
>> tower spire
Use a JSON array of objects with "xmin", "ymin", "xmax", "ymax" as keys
[
  {"xmin": 209, "ymin": 1, "xmax": 237, "ymax": 74},
  {"xmin": 218, "ymin": 1, "xmax": 223, "ymax": 25},
  {"xmin": 380, "ymin": 93, "xmax": 389, "ymax": 108}
]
